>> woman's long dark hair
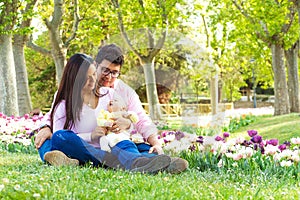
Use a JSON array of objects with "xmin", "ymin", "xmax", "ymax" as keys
[{"xmin": 50, "ymin": 53, "xmax": 94, "ymax": 130}]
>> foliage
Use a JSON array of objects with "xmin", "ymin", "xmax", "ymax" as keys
[
  {"xmin": 25, "ymin": 33, "xmax": 56, "ymax": 109},
  {"xmin": 0, "ymin": 141, "xmax": 37, "ymax": 154},
  {"xmin": 224, "ymin": 115, "xmax": 257, "ymax": 133}
]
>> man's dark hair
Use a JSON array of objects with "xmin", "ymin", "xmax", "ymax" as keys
[{"xmin": 96, "ymin": 44, "xmax": 124, "ymax": 66}]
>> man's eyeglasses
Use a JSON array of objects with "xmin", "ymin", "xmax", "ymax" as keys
[{"xmin": 100, "ymin": 67, "xmax": 120, "ymax": 78}]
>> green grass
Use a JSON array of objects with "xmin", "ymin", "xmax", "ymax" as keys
[
  {"xmin": 1, "ymin": 151, "xmax": 299, "ymax": 199},
  {"xmin": 1, "ymin": 114, "xmax": 300, "ymax": 199},
  {"xmin": 230, "ymin": 113, "xmax": 300, "ymax": 143}
]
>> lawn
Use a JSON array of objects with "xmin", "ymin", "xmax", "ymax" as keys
[
  {"xmin": 1, "ymin": 113, "xmax": 300, "ymax": 199},
  {"xmin": 230, "ymin": 113, "xmax": 300, "ymax": 143}
]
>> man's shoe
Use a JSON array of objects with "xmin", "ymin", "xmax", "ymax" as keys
[
  {"xmin": 165, "ymin": 157, "xmax": 188, "ymax": 174},
  {"xmin": 44, "ymin": 150, "xmax": 79, "ymax": 166},
  {"xmin": 131, "ymin": 155, "xmax": 171, "ymax": 174},
  {"xmin": 102, "ymin": 152, "xmax": 125, "ymax": 170}
]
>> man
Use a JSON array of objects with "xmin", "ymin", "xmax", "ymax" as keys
[
  {"xmin": 35, "ymin": 44, "xmax": 188, "ymax": 174},
  {"xmin": 95, "ymin": 44, "xmax": 163, "ymax": 155}
]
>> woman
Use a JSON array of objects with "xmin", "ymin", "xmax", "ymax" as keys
[{"xmin": 38, "ymin": 53, "xmax": 171, "ymax": 174}]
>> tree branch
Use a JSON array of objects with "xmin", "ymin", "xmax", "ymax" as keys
[
  {"xmin": 201, "ymin": 14, "xmax": 210, "ymax": 47},
  {"xmin": 148, "ymin": 0, "xmax": 168, "ymax": 58},
  {"xmin": 149, "ymin": 30, "xmax": 166, "ymax": 58},
  {"xmin": 26, "ymin": 35, "xmax": 51, "ymax": 56},
  {"xmin": 111, "ymin": 0, "xmax": 143, "ymax": 60},
  {"xmin": 65, "ymin": 0, "xmax": 80, "ymax": 47},
  {"xmin": 280, "ymin": 2, "xmax": 296, "ymax": 34},
  {"xmin": 51, "ymin": 0, "xmax": 64, "ymax": 28}
]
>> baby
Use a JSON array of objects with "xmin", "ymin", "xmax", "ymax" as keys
[{"xmin": 97, "ymin": 95, "xmax": 139, "ymax": 152}]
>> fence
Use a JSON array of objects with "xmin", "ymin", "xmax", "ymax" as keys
[{"xmin": 141, "ymin": 103, "xmax": 234, "ymax": 117}]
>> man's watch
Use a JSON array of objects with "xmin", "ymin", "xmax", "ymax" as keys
[{"xmin": 38, "ymin": 124, "xmax": 51, "ymax": 132}]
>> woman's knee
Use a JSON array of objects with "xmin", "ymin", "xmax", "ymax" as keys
[{"xmin": 52, "ymin": 130, "xmax": 76, "ymax": 145}]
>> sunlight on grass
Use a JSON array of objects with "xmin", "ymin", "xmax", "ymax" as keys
[{"xmin": 230, "ymin": 113, "xmax": 300, "ymax": 142}]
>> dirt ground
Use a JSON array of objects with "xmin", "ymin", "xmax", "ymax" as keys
[{"xmin": 233, "ymin": 101, "xmax": 274, "ymax": 109}]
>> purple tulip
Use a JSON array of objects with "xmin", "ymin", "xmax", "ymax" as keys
[
  {"xmin": 161, "ymin": 131, "xmax": 167, "ymax": 137},
  {"xmin": 168, "ymin": 131, "xmax": 176, "ymax": 135},
  {"xmin": 278, "ymin": 144, "xmax": 287, "ymax": 151},
  {"xmin": 196, "ymin": 136, "xmax": 204, "ymax": 144},
  {"xmin": 251, "ymin": 135, "xmax": 262, "ymax": 143},
  {"xmin": 253, "ymin": 143, "xmax": 258, "ymax": 150},
  {"xmin": 215, "ymin": 135, "xmax": 223, "ymax": 141},
  {"xmin": 260, "ymin": 146, "xmax": 265, "ymax": 154},
  {"xmin": 283, "ymin": 141, "xmax": 291, "ymax": 147},
  {"xmin": 247, "ymin": 130, "xmax": 258, "ymax": 137},
  {"xmin": 189, "ymin": 144, "xmax": 196, "ymax": 151},
  {"xmin": 24, "ymin": 113, "xmax": 30, "ymax": 119},
  {"xmin": 175, "ymin": 131, "xmax": 185, "ymax": 140},
  {"xmin": 266, "ymin": 139, "xmax": 278, "ymax": 146},
  {"xmin": 223, "ymin": 132, "xmax": 230, "ymax": 138}
]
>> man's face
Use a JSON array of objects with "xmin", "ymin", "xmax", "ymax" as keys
[{"xmin": 97, "ymin": 59, "xmax": 121, "ymax": 88}]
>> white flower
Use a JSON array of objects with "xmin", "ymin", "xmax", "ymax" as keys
[
  {"xmin": 280, "ymin": 160, "xmax": 293, "ymax": 167},
  {"xmin": 14, "ymin": 184, "xmax": 20, "ymax": 191},
  {"xmin": 291, "ymin": 150, "xmax": 300, "ymax": 162},
  {"xmin": 291, "ymin": 137, "xmax": 300, "ymax": 145},
  {"xmin": 218, "ymin": 159, "xmax": 223, "ymax": 168},
  {"xmin": 264, "ymin": 145, "xmax": 279, "ymax": 156},
  {"xmin": 33, "ymin": 193, "xmax": 41, "ymax": 198}
]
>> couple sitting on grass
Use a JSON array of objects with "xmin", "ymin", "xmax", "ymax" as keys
[{"xmin": 34, "ymin": 44, "xmax": 188, "ymax": 174}]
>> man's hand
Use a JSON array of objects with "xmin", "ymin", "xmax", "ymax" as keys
[
  {"xmin": 91, "ymin": 126, "xmax": 107, "ymax": 143},
  {"xmin": 149, "ymin": 145, "xmax": 164, "ymax": 155},
  {"xmin": 147, "ymin": 134, "xmax": 164, "ymax": 155},
  {"xmin": 34, "ymin": 127, "xmax": 52, "ymax": 149}
]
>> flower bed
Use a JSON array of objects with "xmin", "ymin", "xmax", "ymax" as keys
[
  {"xmin": 159, "ymin": 128, "xmax": 300, "ymax": 177},
  {"xmin": 1, "ymin": 111, "xmax": 299, "ymax": 177},
  {"xmin": 0, "ymin": 112, "xmax": 42, "ymax": 152}
]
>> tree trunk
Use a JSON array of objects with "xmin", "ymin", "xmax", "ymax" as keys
[
  {"xmin": 13, "ymin": 35, "xmax": 33, "ymax": 115},
  {"xmin": 45, "ymin": 0, "xmax": 67, "ymax": 84},
  {"xmin": 210, "ymin": 73, "xmax": 218, "ymax": 115},
  {"xmin": 141, "ymin": 58, "xmax": 162, "ymax": 120},
  {"xmin": 285, "ymin": 42, "xmax": 300, "ymax": 113},
  {"xmin": 50, "ymin": 41, "xmax": 66, "ymax": 84},
  {"xmin": 0, "ymin": 35, "xmax": 19, "ymax": 116},
  {"xmin": 271, "ymin": 43, "xmax": 290, "ymax": 115}
]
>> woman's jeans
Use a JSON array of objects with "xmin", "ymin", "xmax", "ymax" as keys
[{"xmin": 38, "ymin": 130, "xmax": 156, "ymax": 170}]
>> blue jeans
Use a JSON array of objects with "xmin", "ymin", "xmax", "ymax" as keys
[
  {"xmin": 38, "ymin": 130, "xmax": 152, "ymax": 170},
  {"xmin": 135, "ymin": 143, "xmax": 157, "ymax": 158}
]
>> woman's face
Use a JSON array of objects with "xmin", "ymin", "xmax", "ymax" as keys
[{"xmin": 83, "ymin": 63, "xmax": 97, "ymax": 92}]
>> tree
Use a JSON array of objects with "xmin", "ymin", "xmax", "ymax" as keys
[
  {"xmin": 110, "ymin": 0, "xmax": 183, "ymax": 120},
  {"xmin": 0, "ymin": 0, "xmax": 19, "ymax": 116},
  {"xmin": 13, "ymin": 0, "xmax": 39, "ymax": 115},
  {"xmin": 27, "ymin": 0, "xmax": 80, "ymax": 84},
  {"xmin": 286, "ymin": 0, "xmax": 300, "ymax": 113},
  {"xmin": 208, "ymin": 0, "xmax": 299, "ymax": 115}
]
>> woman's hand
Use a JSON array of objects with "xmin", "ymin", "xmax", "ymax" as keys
[
  {"xmin": 91, "ymin": 126, "xmax": 107, "ymax": 143},
  {"xmin": 110, "ymin": 117, "xmax": 131, "ymax": 133},
  {"xmin": 34, "ymin": 126, "xmax": 52, "ymax": 149}
]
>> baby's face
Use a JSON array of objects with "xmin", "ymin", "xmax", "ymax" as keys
[{"xmin": 108, "ymin": 99, "xmax": 124, "ymax": 112}]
